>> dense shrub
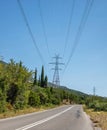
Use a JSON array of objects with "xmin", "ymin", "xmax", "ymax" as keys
[{"xmin": 28, "ymin": 91, "xmax": 40, "ymax": 107}]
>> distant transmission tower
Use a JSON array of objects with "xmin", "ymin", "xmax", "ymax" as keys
[
  {"xmin": 0, "ymin": 56, "xmax": 3, "ymax": 61},
  {"xmin": 93, "ymin": 86, "xmax": 96, "ymax": 96},
  {"xmin": 50, "ymin": 54, "xmax": 64, "ymax": 87}
]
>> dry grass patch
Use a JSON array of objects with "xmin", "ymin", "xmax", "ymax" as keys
[{"xmin": 85, "ymin": 108, "xmax": 107, "ymax": 130}]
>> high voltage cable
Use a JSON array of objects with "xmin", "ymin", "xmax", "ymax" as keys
[
  {"xmin": 38, "ymin": 0, "xmax": 51, "ymax": 57},
  {"xmin": 63, "ymin": 0, "xmax": 94, "ymax": 73},
  {"xmin": 17, "ymin": 0, "xmax": 45, "ymax": 65},
  {"xmin": 63, "ymin": 0, "xmax": 75, "ymax": 58}
]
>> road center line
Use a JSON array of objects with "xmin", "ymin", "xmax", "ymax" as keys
[{"xmin": 16, "ymin": 106, "xmax": 73, "ymax": 130}]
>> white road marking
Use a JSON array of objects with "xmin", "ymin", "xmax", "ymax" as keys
[
  {"xmin": 0, "ymin": 105, "xmax": 65, "ymax": 122},
  {"xmin": 16, "ymin": 106, "xmax": 73, "ymax": 130}
]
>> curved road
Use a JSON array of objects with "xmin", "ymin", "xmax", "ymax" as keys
[{"xmin": 0, "ymin": 105, "xmax": 93, "ymax": 130}]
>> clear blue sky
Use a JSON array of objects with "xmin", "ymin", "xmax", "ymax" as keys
[{"xmin": 0, "ymin": 0, "xmax": 107, "ymax": 96}]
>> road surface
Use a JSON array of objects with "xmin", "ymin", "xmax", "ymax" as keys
[{"xmin": 0, "ymin": 105, "xmax": 93, "ymax": 130}]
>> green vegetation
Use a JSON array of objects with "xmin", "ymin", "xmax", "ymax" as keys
[
  {"xmin": 0, "ymin": 59, "xmax": 107, "ymax": 117},
  {"xmin": 84, "ymin": 96, "xmax": 107, "ymax": 130},
  {"xmin": 33, "ymin": 68, "xmax": 37, "ymax": 86},
  {"xmin": 0, "ymin": 60, "xmax": 83, "ymax": 115},
  {"xmin": 85, "ymin": 95, "xmax": 107, "ymax": 112}
]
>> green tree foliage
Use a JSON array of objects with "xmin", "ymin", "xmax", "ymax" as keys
[
  {"xmin": 38, "ymin": 76, "xmax": 41, "ymax": 86},
  {"xmin": 7, "ymin": 60, "xmax": 32, "ymax": 109},
  {"xmin": 33, "ymin": 68, "xmax": 37, "ymax": 85},
  {"xmin": 7, "ymin": 83, "xmax": 18, "ymax": 105},
  {"xmin": 44, "ymin": 75, "xmax": 48, "ymax": 87},
  {"xmin": 85, "ymin": 96, "xmax": 107, "ymax": 111},
  {"xmin": 39, "ymin": 91, "xmax": 48, "ymax": 105},
  {"xmin": 0, "ymin": 60, "xmax": 107, "ymax": 114},
  {"xmin": 0, "ymin": 63, "xmax": 8, "ymax": 112},
  {"xmin": 40, "ymin": 66, "xmax": 48, "ymax": 88},
  {"xmin": 28, "ymin": 91, "xmax": 40, "ymax": 107},
  {"xmin": 40, "ymin": 66, "xmax": 44, "ymax": 87},
  {"xmin": 0, "ymin": 60, "xmax": 32, "ymax": 112}
]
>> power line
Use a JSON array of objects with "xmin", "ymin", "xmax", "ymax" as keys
[
  {"xmin": 63, "ymin": 0, "xmax": 75, "ymax": 57},
  {"xmin": 17, "ymin": 0, "xmax": 45, "ymax": 65},
  {"xmin": 38, "ymin": 0, "xmax": 51, "ymax": 57},
  {"xmin": 64, "ymin": 0, "xmax": 94, "ymax": 73}
]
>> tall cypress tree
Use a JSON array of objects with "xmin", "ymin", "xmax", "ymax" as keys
[
  {"xmin": 33, "ymin": 68, "xmax": 37, "ymax": 85},
  {"xmin": 41, "ymin": 66, "xmax": 44, "ymax": 87},
  {"xmin": 38, "ymin": 76, "xmax": 41, "ymax": 86},
  {"xmin": 44, "ymin": 75, "xmax": 48, "ymax": 87}
]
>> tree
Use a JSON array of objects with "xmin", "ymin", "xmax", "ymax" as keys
[
  {"xmin": 6, "ymin": 60, "xmax": 32, "ymax": 109},
  {"xmin": 0, "ymin": 79, "xmax": 7, "ymax": 113},
  {"xmin": 40, "ymin": 66, "xmax": 44, "ymax": 87},
  {"xmin": 38, "ymin": 76, "xmax": 41, "ymax": 86},
  {"xmin": 39, "ymin": 91, "xmax": 48, "ymax": 105},
  {"xmin": 7, "ymin": 83, "xmax": 18, "ymax": 105},
  {"xmin": 0, "ymin": 62, "xmax": 8, "ymax": 112},
  {"xmin": 33, "ymin": 68, "xmax": 37, "ymax": 85},
  {"xmin": 44, "ymin": 75, "xmax": 48, "ymax": 87}
]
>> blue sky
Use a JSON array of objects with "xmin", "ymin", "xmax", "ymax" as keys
[{"xmin": 0, "ymin": 0, "xmax": 107, "ymax": 96}]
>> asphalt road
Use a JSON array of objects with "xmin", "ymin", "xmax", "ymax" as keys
[{"xmin": 0, "ymin": 105, "xmax": 93, "ymax": 130}]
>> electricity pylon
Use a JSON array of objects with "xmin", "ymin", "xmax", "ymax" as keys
[
  {"xmin": 0, "ymin": 56, "xmax": 3, "ymax": 61},
  {"xmin": 93, "ymin": 86, "xmax": 96, "ymax": 96},
  {"xmin": 50, "ymin": 54, "xmax": 64, "ymax": 87}
]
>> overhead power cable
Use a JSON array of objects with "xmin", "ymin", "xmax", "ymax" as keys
[
  {"xmin": 38, "ymin": 0, "xmax": 51, "ymax": 57},
  {"xmin": 17, "ymin": 0, "xmax": 45, "ymax": 65},
  {"xmin": 64, "ymin": 0, "xmax": 94, "ymax": 73},
  {"xmin": 63, "ymin": 0, "xmax": 75, "ymax": 58}
]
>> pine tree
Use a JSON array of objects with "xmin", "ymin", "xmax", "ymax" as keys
[
  {"xmin": 40, "ymin": 66, "xmax": 44, "ymax": 87},
  {"xmin": 33, "ymin": 68, "xmax": 37, "ymax": 85}
]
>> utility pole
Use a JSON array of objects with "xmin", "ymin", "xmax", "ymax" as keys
[{"xmin": 50, "ymin": 54, "xmax": 64, "ymax": 87}]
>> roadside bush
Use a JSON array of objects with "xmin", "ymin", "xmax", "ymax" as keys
[
  {"xmin": 28, "ymin": 91, "xmax": 40, "ymax": 107},
  {"xmin": 88, "ymin": 102, "xmax": 96, "ymax": 109},
  {"xmin": 0, "ymin": 101, "xmax": 7, "ymax": 113},
  {"xmin": 14, "ymin": 91, "xmax": 28, "ymax": 109},
  {"xmin": 51, "ymin": 96, "xmax": 61, "ymax": 105},
  {"xmin": 39, "ymin": 92, "xmax": 48, "ymax": 105}
]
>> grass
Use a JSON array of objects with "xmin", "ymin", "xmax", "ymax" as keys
[{"xmin": 84, "ymin": 106, "xmax": 107, "ymax": 130}]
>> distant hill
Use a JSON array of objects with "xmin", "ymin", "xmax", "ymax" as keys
[
  {"xmin": 48, "ymin": 82, "xmax": 88, "ymax": 97},
  {"xmin": 60, "ymin": 85, "xmax": 89, "ymax": 97},
  {"xmin": 0, "ymin": 60, "xmax": 7, "ymax": 65}
]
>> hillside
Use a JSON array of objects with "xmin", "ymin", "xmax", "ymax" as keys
[
  {"xmin": 0, "ymin": 60, "xmax": 7, "ymax": 65},
  {"xmin": 61, "ymin": 85, "xmax": 88, "ymax": 96},
  {"xmin": 48, "ymin": 82, "xmax": 88, "ymax": 97}
]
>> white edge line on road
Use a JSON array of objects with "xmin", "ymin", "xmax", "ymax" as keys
[
  {"xmin": 15, "ymin": 106, "xmax": 74, "ymax": 130},
  {"xmin": 0, "ymin": 110, "xmax": 48, "ymax": 122},
  {"xmin": 0, "ymin": 105, "xmax": 66, "ymax": 122}
]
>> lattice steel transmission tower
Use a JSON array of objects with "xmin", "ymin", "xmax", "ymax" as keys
[
  {"xmin": 0, "ymin": 56, "xmax": 3, "ymax": 61},
  {"xmin": 93, "ymin": 86, "xmax": 96, "ymax": 96},
  {"xmin": 50, "ymin": 54, "xmax": 64, "ymax": 87}
]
